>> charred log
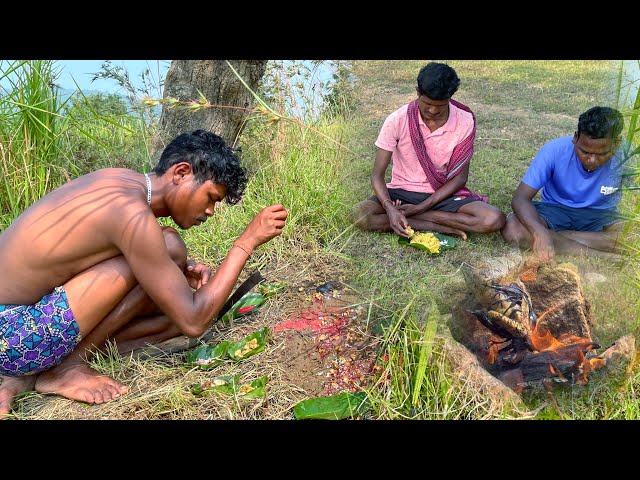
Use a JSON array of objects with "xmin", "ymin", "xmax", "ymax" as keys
[{"xmin": 513, "ymin": 341, "xmax": 600, "ymax": 383}]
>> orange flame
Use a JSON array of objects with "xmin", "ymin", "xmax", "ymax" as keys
[
  {"xmin": 496, "ymin": 306, "xmax": 605, "ymax": 384},
  {"xmin": 519, "ymin": 268, "xmax": 538, "ymax": 282},
  {"xmin": 534, "ymin": 304, "xmax": 560, "ymax": 326},
  {"xmin": 484, "ymin": 336, "xmax": 511, "ymax": 365},
  {"xmin": 477, "ymin": 280, "xmax": 608, "ymax": 387}
]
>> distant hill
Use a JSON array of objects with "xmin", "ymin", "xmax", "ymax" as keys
[{"xmin": 58, "ymin": 87, "xmax": 126, "ymax": 100}]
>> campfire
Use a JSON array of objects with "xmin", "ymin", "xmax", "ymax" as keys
[
  {"xmin": 454, "ymin": 261, "xmax": 627, "ymax": 394},
  {"xmin": 468, "ymin": 277, "xmax": 605, "ymax": 392}
]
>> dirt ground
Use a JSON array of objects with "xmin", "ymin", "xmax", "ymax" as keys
[{"xmin": 270, "ymin": 283, "xmax": 379, "ymax": 398}]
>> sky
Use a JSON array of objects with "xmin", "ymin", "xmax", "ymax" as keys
[
  {"xmin": 0, "ymin": 59, "xmax": 341, "ymax": 121},
  {"xmin": 55, "ymin": 60, "xmax": 170, "ymax": 94}
]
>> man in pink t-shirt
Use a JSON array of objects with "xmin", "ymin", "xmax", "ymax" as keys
[{"xmin": 353, "ymin": 62, "xmax": 505, "ymax": 240}]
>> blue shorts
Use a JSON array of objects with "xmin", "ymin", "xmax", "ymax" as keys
[
  {"xmin": 532, "ymin": 201, "xmax": 620, "ymax": 232},
  {"xmin": 0, "ymin": 286, "xmax": 82, "ymax": 376}
]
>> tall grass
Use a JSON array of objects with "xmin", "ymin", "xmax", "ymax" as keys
[
  {"xmin": 0, "ymin": 60, "xmax": 160, "ymax": 230},
  {"xmin": 615, "ymin": 61, "xmax": 640, "ymax": 334},
  {"xmin": 64, "ymin": 89, "xmax": 153, "ymax": 173},
  {"xmin": 87, "ymin": 60, "xmax": 166, "ymax": 167},
  {"xmin": 177, "ymin": 61, "xmax": 355, "ymax": 264},
  {"xmin": 0, "ymin": 60, "xmax": 72, "ymax": 227},
  {"xmin": 365, "ymin": 301, "xmax": 517, "ymax": 419}
]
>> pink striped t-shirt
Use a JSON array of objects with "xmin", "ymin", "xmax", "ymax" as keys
[{"xmin": 375, "ymin": 101, "xmax": 474, "ymax": 193}]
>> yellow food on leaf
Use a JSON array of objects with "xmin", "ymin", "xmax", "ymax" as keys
[
  {"xmin": 239, "ymin": 384, "xmax": 255, "ymax": 394},
  {"xmin": 409, "ymin": 232, "xmax": 441, "ymax": 253},
  {"xmin": 405, "ymin": 226, "xmax": 415, "ymax": 237},
  {"xmin": 234, "ymin": 338, "xmax": 260, "ymax": 358}
]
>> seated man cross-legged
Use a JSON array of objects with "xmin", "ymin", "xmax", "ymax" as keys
[
  {"xmin": 501, "ymin": 106, "xmax": 629, "ymax": 260},
  {"xmin": 353, "ymin": 62, "xmax": 505, "ymax": 239}
]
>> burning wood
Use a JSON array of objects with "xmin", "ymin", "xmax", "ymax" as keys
[
  {"xmin": 471, "ymin": 278, "xmax": 536, "ymax": 351},
  {"xmin": 469, "ymin": 275, "xmax": 606, "ymax": 391}
]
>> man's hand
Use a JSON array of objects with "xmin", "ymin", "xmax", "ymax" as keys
[
  {"xmin": 532, "ymin": 231, "xmax": 555, "ymax": 261},
  {"xmin": 397, "ymin": 203, "xmax": 425, "ymax": 218},
  {"xmin": 185, "ymin": 259, "xmax": 212, "ymax": 290},
  {"xmin": 239, "ymin": 204, "xmax": 288, "ymax": 249},
  {"xmin": 386, "ymin": 206, "xmax": 410, "ymax": 237}
]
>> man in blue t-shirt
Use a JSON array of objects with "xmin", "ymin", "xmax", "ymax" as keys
[{"xmin": 501, "ymin": 106, "xmax": 627, "ymax": 260}]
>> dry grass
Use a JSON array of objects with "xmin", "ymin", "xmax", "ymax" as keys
[
  {"xmin": 10, "ymin": 250, "xmax": 351, "ymax": 420},
  {"xmin": 6, "ymin": 60, "xmax": 638, "ymax": 420}
]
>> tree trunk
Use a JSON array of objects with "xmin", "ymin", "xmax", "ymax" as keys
[{"xmin": 152, "ymin": 60, "xmax": 268, "ymax": 158}]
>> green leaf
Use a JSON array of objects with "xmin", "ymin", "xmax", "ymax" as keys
[
  {"xmin": 398, "ymin": 232, "xmax": 457, "ymax": 254},
  {"xmin": 184, "ymin": 341, "xmax": 232, "ymax": 370},
  {"xmin": 259, "ymin": 282, "xmax": 285, "ymax": 298},
  {"xmin": 227, "ymin": 327, "xmax": 271, "ymax": 361},
  {"xmin": 219, "ymin": 292, "xmax": 267, "ymax": 323},
  {"xmin": 191, "ymin": 375, "xmax": 268, "ymax": 399},
  {"xmin": 293, "ymin": 392, "xmax": 369, "ymax": 420},
  {"xmin": 191, "ymin": 375, "xmax": 239, "ymax": 396},
  {"xmin": 237, "ymin": 376, "xmax": 269, "ymax": 399},
  {"xmin": 412, "ymin": 304, "xmax": 439, "ymax": 406}
]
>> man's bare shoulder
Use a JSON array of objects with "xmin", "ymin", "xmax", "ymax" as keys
[
  {"xmin": 3, "ymin": 168, "xmax": 151, "ymax": 239},
  {"xmin": 82, "ymin": 167, "xmax": 143, "ymax": 186},
  {"xmin": 79, "ymin": 168, "xmax": 154, "ymax": 223}
]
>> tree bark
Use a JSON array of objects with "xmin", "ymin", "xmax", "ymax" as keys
[{"xmin": 152, "ymin": 60, "xmax": 268, "ymax": 158}]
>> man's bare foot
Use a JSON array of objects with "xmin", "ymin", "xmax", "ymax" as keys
[
  {"xmin": 35, "ymin": 363, "xmax": 128, "ymax": 404},
  {"xmin": 413, "ymin": 225, "xmax": 467, "ymax": 240},
  {"xmin": 435, "ymin": 227, "xmax": 467, "ymax": 240},
  {"xmin": 455, "ymin": 230, "xmax": 467, "ymax": 241},
  {"xmin": 0, "ymin": 375, "xmax": 37, "ymax": 419}
]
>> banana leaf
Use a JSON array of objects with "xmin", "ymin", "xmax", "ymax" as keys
[
  {"xmin": 227, "ymin": 327, "xmax": 270, "ymax": 361},
  {"xmin": 398, "ymin": 232, "xmax": 457, "ymax": 254},
  {"xmin": 236, "ymin": 376, "xmax": 268, "ymax": 399},
  {"xmin": 191, "ymin": 375, "xmax": 268, "ymax": 399},
  {"xmin": 219, "ymin": 292, "xmax": 267, "ymax": 323},
  {"xmin": 184, "ymin": 341, "xmax": 232, "ymax": 370},
  {"xmin": 191, "ymin": 374, "xmax": 239, "ymax": 396},
  {"xmin": 293, "ymin": 392, "xmax": 369, "ymax": 420}
]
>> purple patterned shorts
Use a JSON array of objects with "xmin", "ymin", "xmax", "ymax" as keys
[{"xmin": 0, "ymin": 286, "xmax": 82, "ymax": 376}]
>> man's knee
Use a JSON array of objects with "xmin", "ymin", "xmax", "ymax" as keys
[
  {"xmin": 351, "ymin": 207, "xmax": 369, "ymax": 229},
  {"xmin": 351, "ymin": 201, "xmax": 379, "ymax": 230},
  {"xmin": 479, "ymin": 208, "xmax": 506, "ymax": 232},
  {"xmin": 501, "ymin": 213, "xmax": 527, "ymax": 246},
  {"xmin": 162, "ymin": 227, "xmax": 187, "ymax": 269}
]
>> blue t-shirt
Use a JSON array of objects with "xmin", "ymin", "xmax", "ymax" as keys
[{"xmin": 522, "ymin": 136, "xmax": 624, "ymax": 210}]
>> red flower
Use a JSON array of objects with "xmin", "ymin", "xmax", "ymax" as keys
[{"xmin": 238, "ymin": 305, "xmax": 256, "ymax": 314}]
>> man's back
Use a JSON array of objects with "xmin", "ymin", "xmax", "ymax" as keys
[{"xmin": 0, "ymin": 168, "xmax": 148, "ymax": 304}]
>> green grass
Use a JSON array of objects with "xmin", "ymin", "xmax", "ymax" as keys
[
  {"xmin": 0, "ymin": 60, "xmax": 156, "ymax": 230},
  {"xmin": 341, "ymin": 60, "xmax": 640, "ymax": 419},
  {"xmin": 176, "ymin": 115, "xmax": 354, "ymax": 266},
  {"xmin": 5, "ymin": 60, "xmax": 639, "ymax": 420},
  {"xmin": 4, "ymin": 61, "xmax": 363, "ymax": 420},
  {"xmin": 365, "ymin": 302, "xmax": 524, "ymax": 419}
]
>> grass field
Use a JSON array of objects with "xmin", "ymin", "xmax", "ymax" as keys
[
  {"xmin": 339, "ymin": 60, "xmax": 640, "ymax": 419},
  {"xmin": 4, "ymin": 60, "xmax": 639, "ymax": 420}
]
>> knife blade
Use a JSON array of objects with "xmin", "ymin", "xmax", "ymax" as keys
[{"xmin": 215, "ymin": 270, "xmax": 265, "ymax": 321}]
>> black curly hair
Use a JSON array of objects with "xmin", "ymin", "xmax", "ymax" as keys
[
  {"xmin": 153, "ymin": 130, "xmax": 248, "ymax": 204},
  {"xmin": 416, "ymin": 62, "xmax": 460, "ymax": 100},
  {"xmin": 578, "ymin": 106, "xmax": 624, "ymax": 139}
]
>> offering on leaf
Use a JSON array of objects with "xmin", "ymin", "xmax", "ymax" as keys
[{"xmin": 399, "ymin": 228, "xmax": 457, "ymax": 254}]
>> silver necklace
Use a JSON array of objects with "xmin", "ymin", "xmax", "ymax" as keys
[{"xmin": 144, "ymin": 173, "xmax": 151, "ymax": 206}]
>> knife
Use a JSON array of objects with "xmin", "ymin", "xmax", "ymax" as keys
[{"xmin": 215, "ymin": 270, "xmax": 265, "ymax": 321}]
